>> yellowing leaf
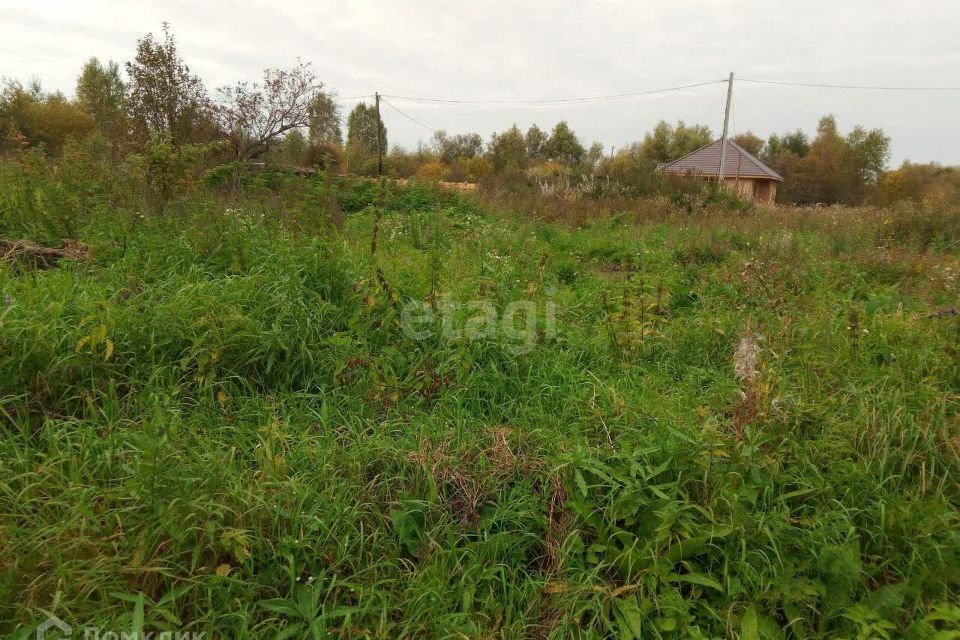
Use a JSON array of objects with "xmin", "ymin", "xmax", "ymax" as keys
[
  {"xmin": 215, "ymin": 563, "xmax": 232, "ymax": 577},
  {"xmin": 610, "ymin": 584, "xmax": 639, "ymax": 598},
  {"xmin": 543, "ymin": 581, "xmax": 570, "ymax": 594}
]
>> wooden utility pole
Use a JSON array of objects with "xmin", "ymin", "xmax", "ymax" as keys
[
  {"xmin": 717, "ymin": 72, "xmax": 734, "ymax": 185},
  {"xmin": 371, "ymin": 91, "xmax": 385, "ymax": 261},
  {"xmin": 374, "ymin": 92, "xmax": 383, "ymax": 177},
  {"xmin": 370, "ymin": 91, "xmax": 393, "ymax": 301}
]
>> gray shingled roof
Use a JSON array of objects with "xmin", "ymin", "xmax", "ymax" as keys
[{"xmin": 656, "ymin": 140, "xmax": 783, "ymax": 181}]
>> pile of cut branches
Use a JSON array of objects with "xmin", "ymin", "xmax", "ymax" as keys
[{"xmin": 0, "ymin": 239, "xmax": 89, "ymax": 271}]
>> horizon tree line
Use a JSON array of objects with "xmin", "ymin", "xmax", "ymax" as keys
[{"xmin": 2, "ymin": 23, "xmax": 953, "ymax": 205}]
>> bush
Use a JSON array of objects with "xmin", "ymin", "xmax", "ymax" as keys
[
  {"xmin": 874, "ymin": 163, "xmax": 960, "ymax": 207},
  {"xmin": 466, "ymin": 156, "xmax": 493, "ymax": 181},
  {"xmin": 0, "ymin": 137, "xmax": 119, "ymax": 241},
  {"xmin": 0, "ymin": 148, "xmax": 48, "ymax": 239},
  {"xmin": 302, "ymin": 141, "xmax": 343, "ymax": 170},
  {"xmin": 417, "ymin": 161, "xmax": 446, "ymax": 181},
  {"xmin": 880, "ymin": 200, "xmax": 960, "ymax": 250}
]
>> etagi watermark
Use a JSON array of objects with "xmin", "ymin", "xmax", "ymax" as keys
[
  {"xmin": 37, "ymin": 614, "xmax": 205, "ymax": 640},
  {"xmin": 400, "ymin": 293, "xmax": 556, "ymax": 354}
]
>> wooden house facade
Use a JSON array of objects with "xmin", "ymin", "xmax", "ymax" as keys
[{"xmin": 655, "ymin": 140, "xmax": 783, "ymax": 203}]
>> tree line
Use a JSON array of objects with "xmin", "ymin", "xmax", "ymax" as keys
[{"xmin": 1, "ymin": 24, "xmax": 956, "ymax": 206}]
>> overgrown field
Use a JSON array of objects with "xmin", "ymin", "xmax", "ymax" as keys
[{"xmin": 2, "ymin": 175, "xmax": 959, "ymax": 638}]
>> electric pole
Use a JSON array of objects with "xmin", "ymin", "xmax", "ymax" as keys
[
  {"xmin": 717, "ymin": 72, "xmax": 734, "ymax": 185},
  {"xmin": 374, "ymin": 91, "xmax": 383, "ymax": 177}
]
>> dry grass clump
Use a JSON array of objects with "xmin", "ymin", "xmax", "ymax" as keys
[
  {"xmin": 732, "ymin": 327, "xmax": 766, "ymax": 438},
  {"xmin": 405, "ymin": 426, "xmax": 542, "ymax": 524},
  {"xmin": 0, "ymin": 238, "xmax": 89, "ymax": 270},
  {"xmin": 733, "ymin": 329, "xmax": 760, "ymax": 384}
]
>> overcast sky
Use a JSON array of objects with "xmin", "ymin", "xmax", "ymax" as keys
[{"xmin": 2, "ymin": 0, "xmax": 958, "ymax": 165}]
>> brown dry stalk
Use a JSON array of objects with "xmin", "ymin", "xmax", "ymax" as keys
[{"xmin": 732, "ymin": 327, "xmax": 763, "ymax": 438}]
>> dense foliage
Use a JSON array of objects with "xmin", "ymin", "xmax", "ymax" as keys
[{"xmin": 1, "ymin": 149, "xmax": 958, "ymax": 637}]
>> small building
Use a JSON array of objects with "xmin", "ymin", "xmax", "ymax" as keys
[{"xmin": 655, "ymin": 139, "xmax": 783, "ymax": 203}]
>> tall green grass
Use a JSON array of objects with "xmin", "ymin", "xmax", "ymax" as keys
[{"xmin": 1, "ymin": 164, "xmax": 958, "ymax": 638}]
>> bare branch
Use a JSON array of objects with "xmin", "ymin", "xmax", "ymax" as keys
[{"xmin": 215, "ymin": 61, "xmax": 323, "ymax": 162}]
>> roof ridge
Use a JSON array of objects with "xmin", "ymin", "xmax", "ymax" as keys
[
  {"xmin": 725, "ymin": 139, "xmax": 783, "ymax": 180},
  {"xmin": 658, "ymin": 139, "xmax": 722, "ymax": 172},
  {"xmin": 656, "ymin": 138, "xmax": 783, "ymax": 181}
]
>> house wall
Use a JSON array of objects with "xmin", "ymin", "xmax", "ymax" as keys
[
  {"xmin": 721, "ymin": 177, "xmax": 778, "ymax": 204},
  {"xmin": 723, "ymin": 177, "xmax": 755, "ymax": 199},
  {"xmin": 667, "ymin": 172, "xmax": 780, "ymax": 203}
]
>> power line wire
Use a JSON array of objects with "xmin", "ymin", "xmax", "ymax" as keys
[
  {"xmin": 380, "ymin": 79, "xmax": 726, "ymax": 106},
  {"xmin": 739, "ymin": 78, "xmax": 960, "ymax": 91},
  {"xmin": 343, "ymin": 75, "xmax": 960, "ymax": 114},
  {"xmin": 335, "ymin": 94, "xmax": 375, "ymax": 102},
  {"xmin": 344, "ymin": 73, "xmax": 958, "ymax": 145},
  {"xmin": 380, "ymin": 97, "xmax": 438, "ymax": 133}
]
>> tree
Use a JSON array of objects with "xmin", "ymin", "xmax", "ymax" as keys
[
  {"xmin": 215, "ymin": 62, "xmax": 321, "ymax": 162},
  {"xmin": 279, "ymin": 129, "xmax": 307, "ymax": 165},
  {"xmin": 0, "ymin": 80, "xmax": 40, "ymax": 153},
  {"xmin": 593, "ymin": 120, "xmax": 711, "ymax": 185},
  {"xmin": 763, "ymin": 129, "xmax": 811, "ymax": 202},
  {"xmin": 346, "ymin": 102, "xmax": 386, "ymax": 156},
  {"xmin": 0, "ymin": 80, "xmax": 92, "ymax": 156},
  {"xmin": 430, "ymin": 130, "xmax": 483, "ymax": 164},
  {"xmin": 586, "ymin": 141, "xmax": 605, "ymax": 168},
  {"xmin": 766, "ymin": 130, "xmax": 809, "ymax": 157},
  {"xmin": 596, "ymin": 142, "xmax": 659, "ymax": 194},
  {"xmin": 32, "ymin": 92, "xmax": 93, "ymax": 155},
  {"xmin": 767, "ymin": 115, "xmax": 890, "ymax": 204},
  {"xmin": 125, "ymin": 23, "xmax": 210, "ymax": 148},
  {"xmin": 542, "ymin": 121, "xmax": 585, "ymax": 165},
  {"xmin": 302, "ymin": 92, "xmax": 342, "ymax": 169},
  {"xmin": 846, "ymin": 125, "xmax": 890, "ymax": 185},
  {"xmin": 874, "ymin": 162, "xmax": 960, "ymax": 206},
  {"xmin": 344, "ymin": 102, "xmax": 386, "ymax": 175},
  {"xmin": 430, "ymin": 130, "xmax": 449, "ymax": 159},
  {"xmin": 640, "ymin": 120, "xmax": 712, "ymax": 164},
  {"xmin": 75, "ymin": 58, "xmax": 126, "ymax": 160},
  {"xmin": 801, "ymin": 115, "xmax": 852, "ymax": 203},
  {"xmin": 487, "ymin": 125, "xmax": 527, "ymax": 173},
  {"xmin": 308, "ymin": 92, "xmax": 342, "ymax": 146},
  {"xmin": 525, "ymin": 125, "xmax": 547, "ymax": 161},
  {"xmin": 731, "ymin": 131, "xmax": 763, "ymax": 156}
]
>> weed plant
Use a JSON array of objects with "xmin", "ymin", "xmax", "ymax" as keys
[{"xmin": 1, "ymin": 159, "xmax": 958, "ymax": 638}]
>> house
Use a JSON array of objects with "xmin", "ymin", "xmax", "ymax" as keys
[{"xmin": 655, "ymin": 139, "xmax": 783, "ymax": 203}]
